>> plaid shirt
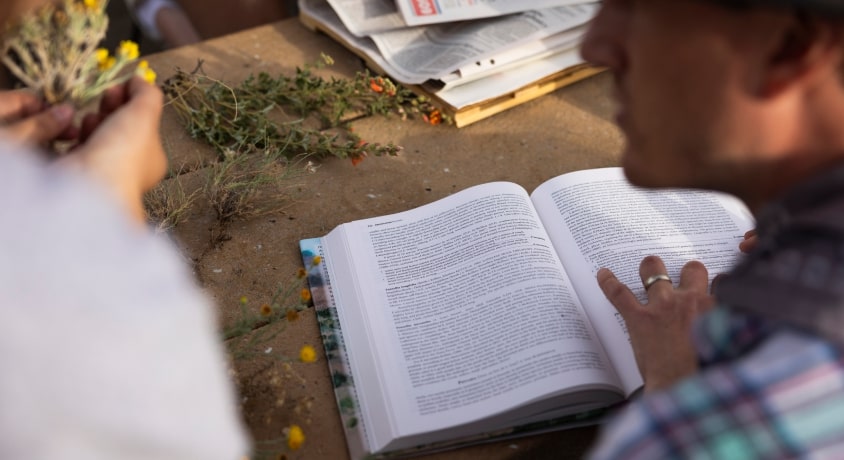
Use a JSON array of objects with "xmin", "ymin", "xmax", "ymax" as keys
[{"xmin": 587, "ymin": 307, "xmax": 844, "ymax": 459}]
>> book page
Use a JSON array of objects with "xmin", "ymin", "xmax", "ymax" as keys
[
  {"xmin": 328, "ymin": 182, "xmax": 623, "ymax": 452},
  {"xmin": 530, "ymin": 168, "xmax": 755, "ymax": 395},
  {"xmin": 396, "ymin": 0, "xmax": 594, "ymax": 26}
]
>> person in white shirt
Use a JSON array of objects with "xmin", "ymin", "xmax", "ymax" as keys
[{"xmin": 0, "ymin": 2, "xmax": 249, "ymax": 457}]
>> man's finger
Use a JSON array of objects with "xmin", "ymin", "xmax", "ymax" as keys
[
  {"xmin": 597, "ymin": 267, "xmax": 642, "ymax": 317},
  {"xmin": 639, "ymin": 255, "xmax": 673, "ymax": 300},
  {"xmin": 3, "ymin": 104, "xmax": 75, "ymax": 145},
  {"xmin": 678, "ymin": 260, "xmax": 709, "ymax": 295}
]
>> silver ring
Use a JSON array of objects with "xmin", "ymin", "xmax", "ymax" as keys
[{"xmin": 644, "ymin": 274, "xmax": 671, "ymax": 290}]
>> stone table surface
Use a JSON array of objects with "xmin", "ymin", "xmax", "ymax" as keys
[{"xmin": 145, "ymin": 17, "xmax": 624, "ymax": 460}]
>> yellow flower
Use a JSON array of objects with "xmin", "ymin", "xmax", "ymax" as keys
[
  {"xmin": 136, "ymin": 60, "xmax": 157, "ymax": 83},
  {"xmin": 83, "ymin": 0, "xmax": 99, "ymax": 9},
  {"xmin": 299, "ymin": 288, "xmax": 312, "ymax": 303},
  {"xmin": 94, "ymin": 48, "xmax": 117, "ymax": 72},
  {"xmin": 239, "ymin": 296, "xmax": 248, "ymax": 305},
  {"xmin": 260, "ymin": 303, "xmax": 273, "ymax": 317},
  {"xmin": 142, "ymin": 68, "xmax": 157, "ymax": 84},
  {"xmin": 95, "ymin": 48, "xmax": 108, "ymax": 63},
  {"xmin": 299, "ymin": 345, "xmax": 317, "ymax": 363},
  {"xmin": 311, "ymin": 256, "xmax": 322, "ymax": 266},
  {"xmin": 296, "ymin": 268, "xmax": 307, "ymax": 279},
  {"xmin": 287, "ymin": 424, "xmax": 305, "ymax": 450},
  {"xmin": 94, "ymin": 48, "xmax": 111, "ymax": 71},
  {"xmin": 117, "ymin": 40, "xmax": 140, "ymax": 60}
]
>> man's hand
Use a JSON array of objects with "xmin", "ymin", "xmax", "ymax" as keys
[
  {"xmin": 597, "ymin": 256, "xmax": 714, "ymax": 393},
  {"xmin": 0, "ymin": 90, "xmax": 78, "ymax": 146},
  {"xmin": 739, "ymin": 229, "xmax": 758, "ymax": 253}
]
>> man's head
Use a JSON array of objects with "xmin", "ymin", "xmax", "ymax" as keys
[{"xmin": 581, "ymin": 0, "xmax": 844, "ymax": 211}]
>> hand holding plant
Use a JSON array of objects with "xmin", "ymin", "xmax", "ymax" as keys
[
  {"xmin": 57, "ymin": 77, "xmax": 167, "ymax": 223},
  {"xmin": 2, "ymin": 0, "xmax": 156, "ymax": 109},
  {"xmin": 0, "ymin": 89, "xmax": 77, "ymax": 145}
]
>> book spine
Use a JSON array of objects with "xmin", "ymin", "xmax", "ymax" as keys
[{"xmin": 299, "ymin": 237, "xmax": 373, "ymax": 460}]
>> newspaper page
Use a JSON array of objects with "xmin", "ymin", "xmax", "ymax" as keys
[
  {"xmin": 327, "ymin": 0, "xmax": 408, "ymax": 36},
  {"xmin": 302, "ymin": 0, "xmax": 596, "ymax": 85},
  {"xmin": 299, "ymin": 0, "xmax": 590, "ymax": 109},
  {"xmin": 396, "ymin": 0, "xmax": 594, "ymax": 26},
  {"xmin": 325, "ymin": 0, "xmax": 595, "ymax": 37},
  {"xmin": 369, "ymin": 4, "xmax": 597, "ymax": 83}
]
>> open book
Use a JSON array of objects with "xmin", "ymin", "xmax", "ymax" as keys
[{"xmin": 299, "ymin": 168, "xmax": 754, "ymax": 459}]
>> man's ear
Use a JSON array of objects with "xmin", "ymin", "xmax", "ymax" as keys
[{"xmin": 759, "ymin": 15, "xmax": 842, "ymax": 98}]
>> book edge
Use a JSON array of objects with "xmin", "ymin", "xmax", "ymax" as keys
[{"xmin": 300, "ymin": 237, "xmax": 373, "ymax": 460}]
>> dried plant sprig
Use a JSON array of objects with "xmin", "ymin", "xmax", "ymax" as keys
[
  {"xmin": 223, "ymin": 256, "xmax": 320, "ymax": 348},
  {"xmin": 206, "ymin": 150, "xmax": 312, "ymax": 223},
  {"xmin": 250, "ymin": 54, "xmax": 449, "ymax": 128},
  {"xmin": 2, "ymin": 0, "xmax": 155, "ymax": 107},
  {"xmin": 162, "ymin": 57, "xmax": 451, "ymax": 166},
  {"xmin": 143, "ymin": 172, "xmax": 200, "ymax": 233}
]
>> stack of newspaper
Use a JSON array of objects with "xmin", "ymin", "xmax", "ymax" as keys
[{"xmin": 298, "ymin": 0, "xmax": 602, "ymax": 127}]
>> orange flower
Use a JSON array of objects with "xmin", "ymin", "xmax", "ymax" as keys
[
  {"xmin": 260, "ymin": 303, "xmax": 273, "ymax": 317},
  {"xmin": 369, "ymin": 77, "xmax": 384, "ymax": 93},
  {"xmin": 300, "ymin": 288, "xmax": 312, "ymax": 303},
  {"xmin": 297, "ymin": 268, "xmax": 307, "ymax": 279},
  {"xmin": 427, "ymin": 109, "xmax": 442, "ymax": 125},
  {"xmin": 286, "ymin": 309, "xmax": 300, "ymax": 322},
  {"xmin": 350, "ymin": 148, "xmax": 367, "ymax": 167}
]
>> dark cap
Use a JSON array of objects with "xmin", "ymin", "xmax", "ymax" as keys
[{"xmin": 712, "ymin": 0, "xmax": 844, "ymax": 15}]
